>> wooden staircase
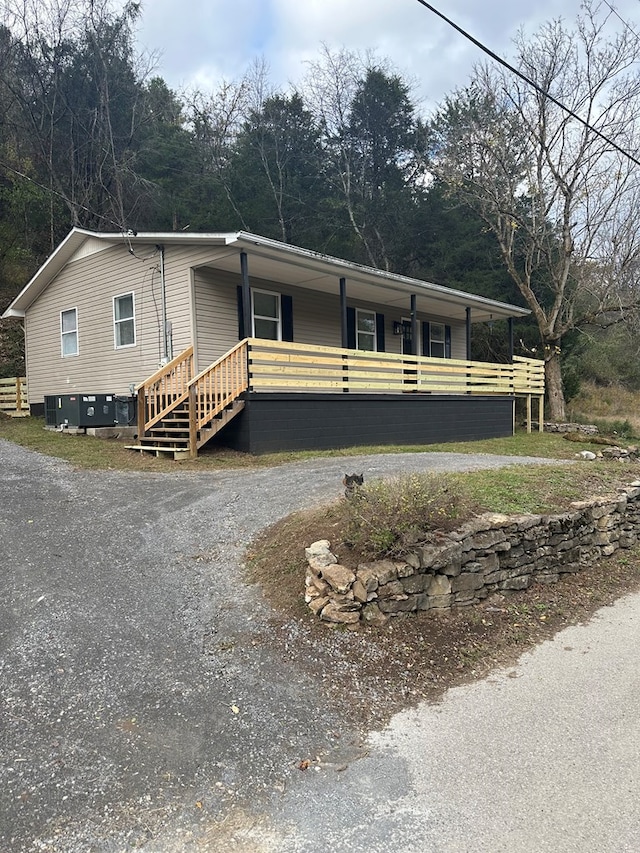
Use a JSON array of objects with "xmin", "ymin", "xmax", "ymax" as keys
[{"xmin": 127, "ymin": 341, "xmax": 249, "ymax": 459}]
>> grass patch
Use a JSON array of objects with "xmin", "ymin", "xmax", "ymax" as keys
[
  {"xmin": 0, "ymin": 415, "xmax": 607, "ymax": 471},
  {"xmin": 569, "ymin": 381, "xmax": 640, "ymax": 437},
  {"xmin": 343, "ymin": 473, "xmax": 470, "ymax": 558}
]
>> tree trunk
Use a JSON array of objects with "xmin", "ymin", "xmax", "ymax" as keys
[{"xmin": 545, "ymin": 349, "xmax": 566, "ymax": 422}]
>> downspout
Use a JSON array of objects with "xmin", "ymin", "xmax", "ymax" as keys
[{"xmin": 157, "ymin": 244, "xmax": 168, "ymax": 364}]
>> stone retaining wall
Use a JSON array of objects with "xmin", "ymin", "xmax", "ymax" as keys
[
  {"xmin": 305, "ymin": 480, "xmax": 640, "ymax": 625},
  {"xmin": 543, "ymin": 422, "xmax": 599, "ymax": 434}
]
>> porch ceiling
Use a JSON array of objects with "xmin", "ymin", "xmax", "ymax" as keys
[{"xmin": 200, "ymin": 236, "xmax": 528, "ymax": 323}]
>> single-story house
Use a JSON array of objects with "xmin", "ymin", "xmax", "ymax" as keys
[{"xmin": 2, "ymin": 228, "xmax": 543, "ymax": 456}]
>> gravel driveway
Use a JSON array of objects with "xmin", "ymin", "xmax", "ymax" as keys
[{"xmin": 0, "ymin": 439, "xmax": 575, "ymax": 851}]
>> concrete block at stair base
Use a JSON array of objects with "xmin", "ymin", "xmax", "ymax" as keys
[{"xmin": 86, "ymin": 426, "xmax": 137, "ymax": 439}]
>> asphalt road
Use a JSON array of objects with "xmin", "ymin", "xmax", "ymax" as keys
[{"xmin": 1, "ymin": 438, "xmax": 638, "ymax": 851}]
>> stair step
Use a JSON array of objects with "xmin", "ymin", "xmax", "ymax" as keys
[
  {"xmin": 137, "ymin": 386, "xmax": 245, "ymax": 458},
  {"xmin": 125, "ymin": 444, "xmax": 191, "ymax": 460},
  {"xmin": 139, "ymin": 436, "xmax": 189, "ymax": 446}
]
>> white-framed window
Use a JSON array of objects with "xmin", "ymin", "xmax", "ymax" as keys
[
  {"xmin": 356, "ymin": 308, "xmax": 376, "ymax": 351},
  {"xmin": 252, "ymin": 289, "xmax": 281, "ymax": 340},
  {"xmin": 114, "ymin": 292, "xmax": 136, "ymax": 348},
  {"xmin": 429, "ymin": 322, "xmax": 446, "ymax": 358},
  {"xmin": 60, "ymin": 307, "xmax": 78, "ymax": 357}
]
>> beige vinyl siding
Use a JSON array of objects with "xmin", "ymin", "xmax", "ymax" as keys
[
  {"xmin": 24, "ymin": 235, "xmax": 473, "ymax": 406},
  {"xmin": 25, "ymin": 244, "xmax": 170, "ymax": 403},
  {"xmin": 191, "ymin": 266, "xmax": 467, "ymax": 368},
  {"xmin": 162, "ymin": 245, "xmax": 220, "ymax": 357},
  {"xmin": 193, "ymin": 268, "xmax": 242, "ymax": 368},
  {"xmin": 288, "ymin": 288, "xmax": 467, "ymax": 358}
]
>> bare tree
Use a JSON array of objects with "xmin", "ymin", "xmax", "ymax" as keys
[
  {"xmin": 304, "ymin": 45, "xmax": 421, "ymax": 269},
  {"xmin": 430, "ymin": 0, "xmax": 640, "ymax": 420},
  {"xmin": 1, "ymin": 0, "xmax": 148, "ymax": 239},
  {"xmin": 186, "ymin": 61, "xmax": 271, "ymax": 230}
]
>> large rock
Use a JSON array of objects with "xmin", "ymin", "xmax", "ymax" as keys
[
  {"xmin": 320, "ymin": 563, "xmax": 356, "ymax": 594},
  {"xmin": 305, "ymin": 540, "xmax": 338, "ymax": 570},
  {"xmin": 370, "ymin": 560, "xmax": 398, "ymax": 585},
  {"xmin": 427, "ymin": 575, "xmax": 451, "ymax": 597},
  {"xmin": 361, "ymin": 603, "xmax": 389, "ymax": 626},
  {"xmin": 356, "ymin": 564, "xmax": 379, "ymax": 592},
  {"xmin": 320, "ymin": 602, "xmax": 360, "ymax": 624}
]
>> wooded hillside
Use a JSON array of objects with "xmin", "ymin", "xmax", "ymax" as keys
[{"xmin": 2, "ymin": 0, "xmax": 639, "ymax": 414}]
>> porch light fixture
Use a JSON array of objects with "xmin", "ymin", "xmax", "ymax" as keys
[{"xmin": 393, "ymin": 321, "xmax": 404, "ymax": 335}]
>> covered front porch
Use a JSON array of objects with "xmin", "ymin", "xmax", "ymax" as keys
[{"xmin": 131, "ymin": 339, "xmax": 545, "ymax": 458}]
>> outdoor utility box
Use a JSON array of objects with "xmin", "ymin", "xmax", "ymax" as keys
[
  {"xmin": 114, "ymin": 395, "xmax": 137, "ymax": 426},
  {"xmin": 44, "ymin": 394, "xmax": 116, "ymax": 428}
]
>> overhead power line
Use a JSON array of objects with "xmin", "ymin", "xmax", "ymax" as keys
[
  {"xmin": 601, "ymin": 0, "xmax": 640, "ymax": 42},
  {"xmin": 415, "ymin": 0, "xmax": 640, "ymax": 169}
]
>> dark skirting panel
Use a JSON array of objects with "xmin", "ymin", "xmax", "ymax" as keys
[{"xmin": 213, "ymin": 393, "xmax": 515, "ymax": 455}]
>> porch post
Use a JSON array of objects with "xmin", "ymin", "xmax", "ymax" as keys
[
  {"xmin": 340, "ymin": 277, "xmax": 348, "ymax": 348},
  {"xmin": 466, "ymin": 307, "xmax": 471, "ymax": 360},
  {"xmin": 411, "ymin": 294, "xmax": 418, "ymax": 356},
  {"xmin": 508, "ymin": 317, "xmax": 514, "ymax": 360},
  {"xmin": 240, "ymin": 251, "xmax": 251, "ymax": 339}
]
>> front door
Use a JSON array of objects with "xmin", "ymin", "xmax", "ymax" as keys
[
  {"xmin": 401, "ymin": 318, "xmax": 414, "ymax": 356},
  {"xmin": 401, "ymin": 318, "xmax": 418, "ymax": 390}
]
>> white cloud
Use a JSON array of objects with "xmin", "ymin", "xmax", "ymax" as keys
[{"xmin": 135, "ymin": 0, "xmax": 640, "ymax": 112}]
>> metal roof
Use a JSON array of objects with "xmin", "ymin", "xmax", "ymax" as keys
[{"xmin": 3, "ymin": 228, "xmax": 530, "ymax": 323}]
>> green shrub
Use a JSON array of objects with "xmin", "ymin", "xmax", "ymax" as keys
[{"xmin": 344, "ymin": 472, "xmax": 464, "ymax": 558}]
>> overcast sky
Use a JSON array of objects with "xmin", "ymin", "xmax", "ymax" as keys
[{"xmin": 134, "ymin": 0, "xmax": 640, "ymax": 113}]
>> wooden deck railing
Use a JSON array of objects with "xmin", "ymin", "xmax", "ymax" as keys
[
  {"xmin": 187, "ymin": 340, "xmax": 249, "ymax": 454},
  {"xmin": 0, "ymin": 376, "xmax": 28, "ymax": 417},
  {"xmin": 247, "ymin": 339, "xmax": 545, "ymax": 397},
  {"xmin": 136, "ymin": 346, "xmax": 195, "ymax": 432},
  {"xmin": 135, "ymin": 339, "xmax": 545, "ymax": 446}
]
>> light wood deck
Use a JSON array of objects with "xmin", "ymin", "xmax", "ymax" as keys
[{"xmin": 133, "ymin": 340, "xmax": 545, "ymax": 457}]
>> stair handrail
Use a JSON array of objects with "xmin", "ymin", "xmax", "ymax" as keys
[
  {"xmin": 187, "ymin": 339, "xmax": 249, "ymax": 455},
  {"xmin": 136, "ymin": 345, "xmax": 195, "ymax": 433}
]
